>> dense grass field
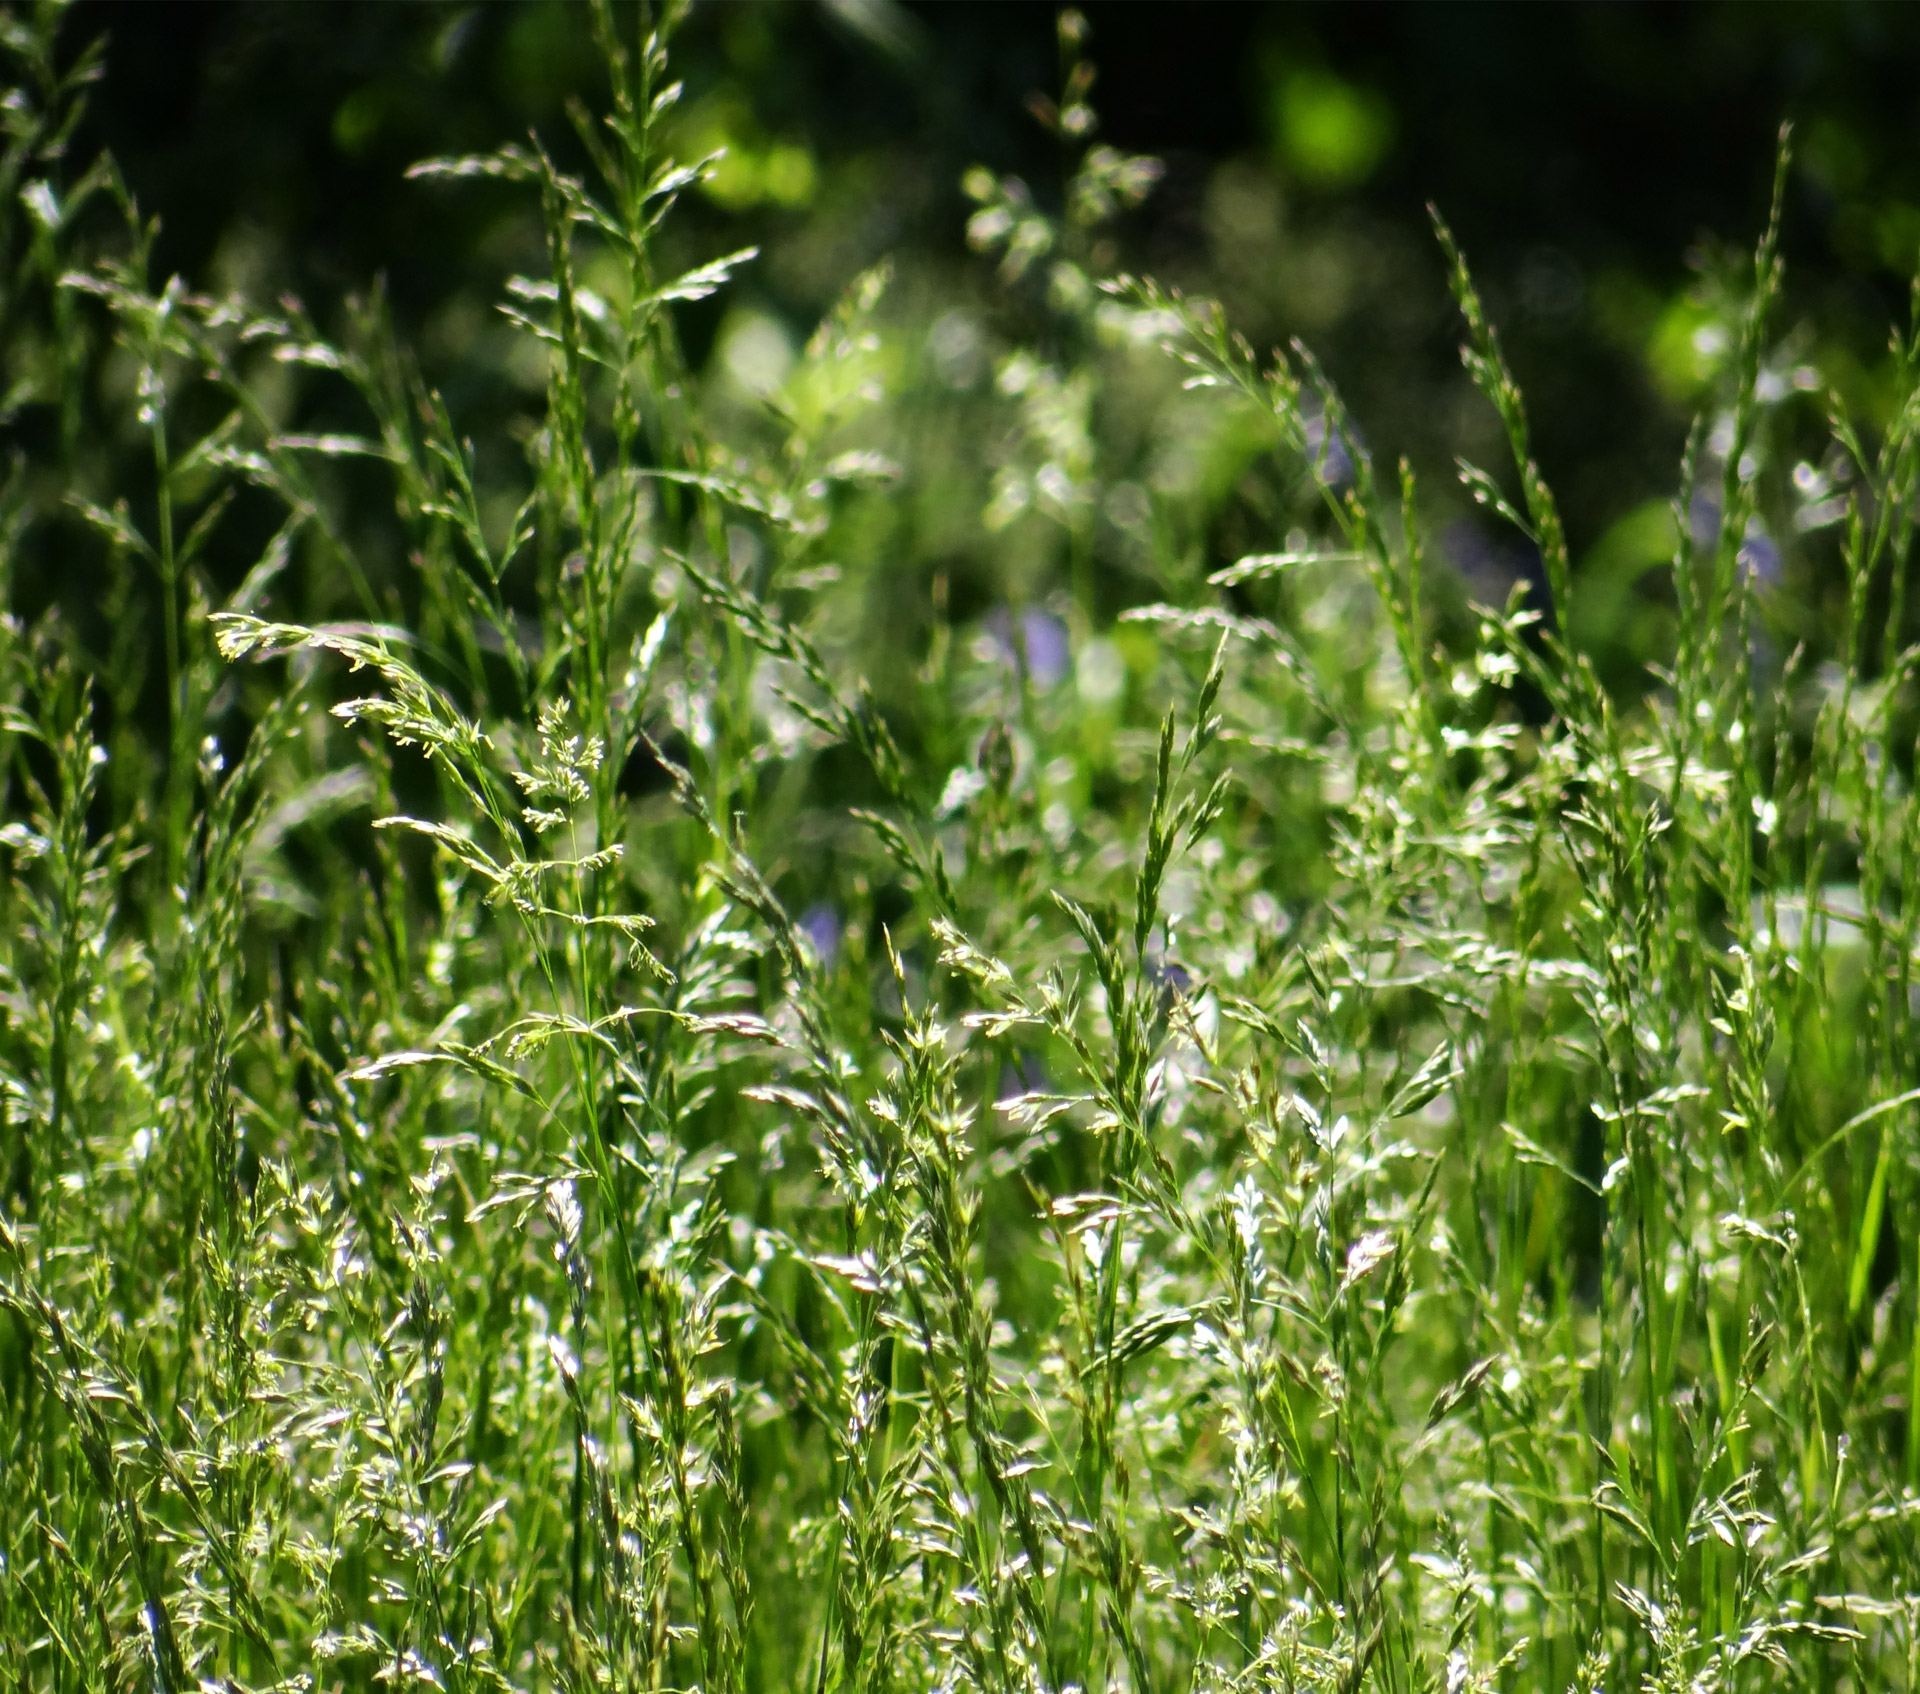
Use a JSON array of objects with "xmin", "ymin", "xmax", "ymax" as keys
[{"xmin": 5, "ymin": 5, "xmax": 1920, "ymax": 1691}]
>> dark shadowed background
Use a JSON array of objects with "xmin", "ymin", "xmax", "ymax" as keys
[{"xmin": 40, "ymin": 0, "xmax": 1920, "ymax": 698}]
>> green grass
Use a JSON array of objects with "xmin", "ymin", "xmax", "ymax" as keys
[{"xmin": 4, "ymin": 5, "xmax": 1920, "ymax": 1691}]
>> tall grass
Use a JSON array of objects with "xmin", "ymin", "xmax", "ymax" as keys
[{"xmin": 4, "ymin": 4, "xmax": 1920, "ymax": 1691}]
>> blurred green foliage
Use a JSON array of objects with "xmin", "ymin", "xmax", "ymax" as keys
[
  {"xmin": 1266, "ymin": 67, "xmax": 1394, "ymax": 193},
  {"xmin": 8, "ymin": 0, "xmax": 1911, "ymax": 720}
]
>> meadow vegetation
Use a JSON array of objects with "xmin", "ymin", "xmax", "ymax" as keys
[{"xmin": 4, "ymin": 5, "xmax": 1920, "ymax": 1691}]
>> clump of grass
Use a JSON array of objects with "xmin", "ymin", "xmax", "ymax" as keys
[{"xmin": 4, "ymin": 3, "xmax": 1920, "ymax": 1691}]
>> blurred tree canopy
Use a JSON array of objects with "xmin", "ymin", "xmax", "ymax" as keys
[{"xmin": 28, "ymin": 0, "xmax": 1920, "ymax": 705}]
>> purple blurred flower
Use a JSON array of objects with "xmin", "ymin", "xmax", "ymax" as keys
[
  {"xmin": 1737, "ymin": 525, "xmax": 1781, "ymax": 587},
  {"xmin": 1689, "ymin": 496, "xmax": 1782, "ymax": 587},
  {"xmin": 1022, "ymin": 610, "xmax": 1070, "ymax": 686},
  {"xmin": 1443, "ymin": 521, "xmax": 1553, "ymax": 628},
  {"xmin": 985, "ymin": 607, "xmax": 1071, "ymax": 689},
  {"xmin": 1302, "ymin": 400, "xmax": 1357, "ymax": 489},
  {"xmin": 799, "ymin": 903, "xmax": 841, "ymax": 967},
  {"xmin": 1147, "ymin": 955, "xmax": 1192, "ymax": 996},
  {"xmin": 1690, "ymin": 491, "xmax": 1720, "ymax": 550}
]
